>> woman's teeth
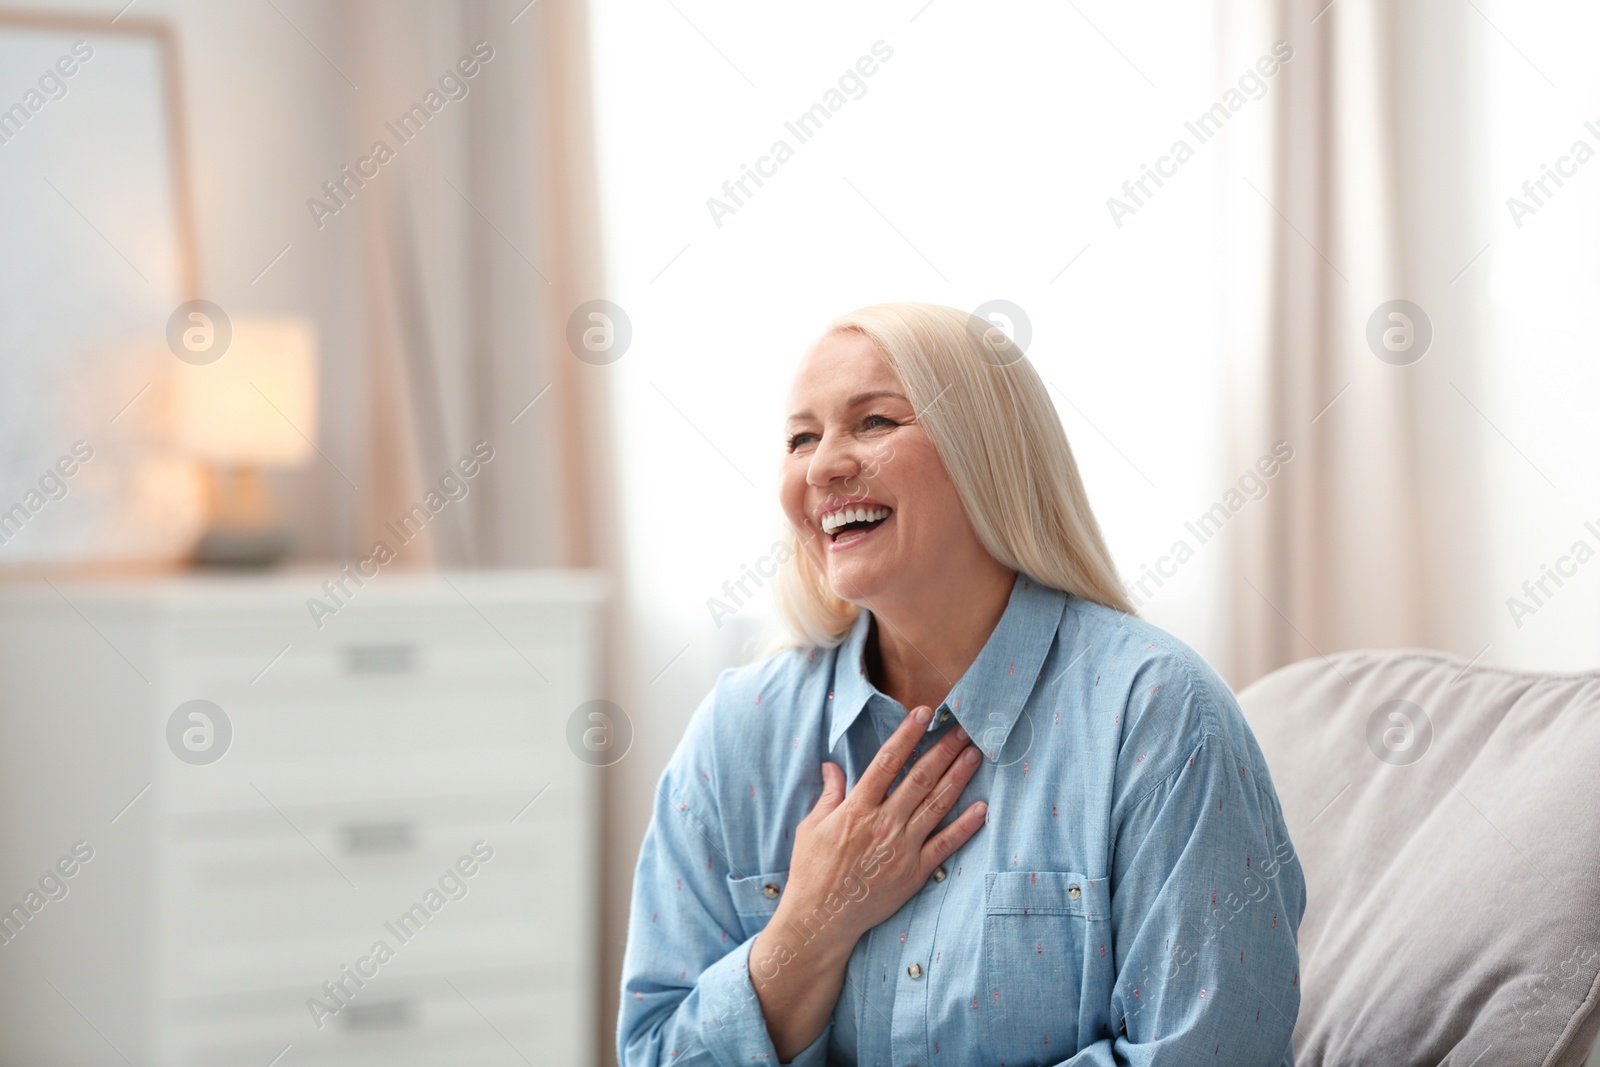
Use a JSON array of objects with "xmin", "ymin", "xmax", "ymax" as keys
[{"xmin": 821, "ymin": 505, "xmax": 892, "ymax": 540}]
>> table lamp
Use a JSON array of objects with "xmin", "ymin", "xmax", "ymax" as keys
[{"xmin": 172, "ymin": 317, "xmax": 318, "ymax": 567}]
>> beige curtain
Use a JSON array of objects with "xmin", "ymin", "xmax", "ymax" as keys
[
  {"xmin": 339, "ymin": 0, "xmax": 614, "ymax": 573},
  {"xmin": 1221, "ymin": 0, "xmax": 1492, "ymax": 687}
]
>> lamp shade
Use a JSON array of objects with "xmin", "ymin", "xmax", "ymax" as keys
[{"xmin": 172, "ymin": 317, "xmax": 318, "ymax": 467}]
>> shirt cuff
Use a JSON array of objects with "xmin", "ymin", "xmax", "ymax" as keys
[{"xmin": 694, "ymin": 932, "xmax": 833, "ymax": 1067}]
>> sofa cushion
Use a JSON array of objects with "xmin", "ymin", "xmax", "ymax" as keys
[{"xmin": 1236, "ymin": 649, "xmax": 1600, "ymax": 1067}]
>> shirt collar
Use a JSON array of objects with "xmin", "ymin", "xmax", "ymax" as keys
[{"xmin": 827, "ymin": 571, "xmax": 1067, "ymax": 755}]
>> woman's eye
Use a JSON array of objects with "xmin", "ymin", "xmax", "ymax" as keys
[{"xmin": 787, "ymin": 417, "xmax": 894, "ymax": 451}]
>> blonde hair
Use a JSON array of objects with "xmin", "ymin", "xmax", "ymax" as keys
[{"xmin": 770, "ymin": 301, "xmax": 1135, "ymax": 649}]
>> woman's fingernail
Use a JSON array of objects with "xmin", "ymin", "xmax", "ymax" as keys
[
  {"xmin": 963, "ymin": 748, "xmax": 981, "ymax": 765},
  {"xmin": 953, "ymin": 724, "xmax": 968, "ymax": 741},
  {"xmin": 916, "ymin": 705, "xmax": 933, "ymax": 724}
]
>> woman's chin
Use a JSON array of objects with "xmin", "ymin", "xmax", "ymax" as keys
[{"xmin": 826, "ymin": 558, "xmax": 895, "ymax": 603}]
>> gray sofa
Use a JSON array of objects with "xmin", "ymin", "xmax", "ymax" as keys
[{"xmin": 1236, "ymin": 649, "xmax": 1600, "ymax": 1066}]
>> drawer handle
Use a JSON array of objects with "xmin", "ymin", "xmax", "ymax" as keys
[
  {"xmin": 340, "ymin": 999, "xmax": 413, "ymax": 1030},
  {"xmin": 340, "ymin": 821, "xmax": 416, "ymax": 854},
  {"xmin": 343, "ymin": 644, "xmax": 415, "ymax": 674}
]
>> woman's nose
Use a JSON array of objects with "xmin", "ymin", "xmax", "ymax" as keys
[{"xmin": 807, "ymin": 431, "xmax": 862, "ymax": 487}]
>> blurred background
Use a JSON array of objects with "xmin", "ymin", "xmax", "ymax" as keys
[{"xmin": 0, "ymin": 0, "xmax": 1596, "ymax": 1064}]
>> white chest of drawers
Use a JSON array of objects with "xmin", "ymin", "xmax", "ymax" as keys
[{"xmin": 0, "ymin": 569, "xmax": 606, "ymax": 1066}]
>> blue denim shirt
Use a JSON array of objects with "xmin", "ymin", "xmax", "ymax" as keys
[{"xmin": 619, "ymin": 571, "xmax": 1306, "ymax": 1066}]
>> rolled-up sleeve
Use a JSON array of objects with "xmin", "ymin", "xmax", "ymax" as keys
[
  {"xmin": 1054, "ymin": 730, "xmax": 1307, "ymax": 1066},
  {"xmin": 617, "ymin": 691, "xmax": 832, "ymax": 1067}
]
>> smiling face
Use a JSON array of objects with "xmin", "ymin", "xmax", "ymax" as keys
[{"xmin": 780, "ymin": 328, "xmax": 988, "ymax": 607}]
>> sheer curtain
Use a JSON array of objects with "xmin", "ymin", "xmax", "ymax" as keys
[
  {"xmin": 342, "ymin": 0, "xmax": 606, "ymax": 572},
  {"xmin": 1217, "ymin": 0, "xmax": 1494, "ymax": 687}
]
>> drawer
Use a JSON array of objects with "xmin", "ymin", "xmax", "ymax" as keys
[
  {"xmin": 175, "ymin": 636, "xmax": 567, "ymax": 688},
  {"xmin": 162, "ymin": 599, "xmax": 597, "ymax": 675},
  {"xmin": 155, "ymin": 676, "xmax": 588, "ymax": 812},
  {"xmin": 160, "ymin": 969, "xmax": 590, "ymax": 1067},
  {"xmin": 154, "ymin": 806, "xmax": 594, "ymax": 998}
]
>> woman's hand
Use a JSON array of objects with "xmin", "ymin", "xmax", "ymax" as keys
[
  {"xmin": 750, "ymin": 704, "xmax": 988, "ymax": 1060},
  {"xmin": 790, "ymin": 710, "xmax": 985, "ymax": 940},
  {"xmin": 787, "ymin": 703, "xmax": 987, "ymax": 945}
]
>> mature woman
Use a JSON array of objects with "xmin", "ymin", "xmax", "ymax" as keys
[{"xmin": 618, "ymin": 303, "xmax": 1306, "ymax": 1066}]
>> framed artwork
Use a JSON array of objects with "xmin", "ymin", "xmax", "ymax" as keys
[{"xmin": 0, "ymin": 11, "xmax": 203, "ymax": 567}]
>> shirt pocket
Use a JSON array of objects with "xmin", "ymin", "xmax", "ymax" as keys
[
  {"xmin": 727, "ymin": 869, "xmax": 789, "ymax": 940},
  {"xmin": 980, "ymin": 870, "xmax": 1110, "ymax": 1065}
]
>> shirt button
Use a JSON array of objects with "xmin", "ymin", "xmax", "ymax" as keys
[
  {"xmin": 936, "ymin": 709, "xmax": 950, "ymax": 725},
  {"xmin": 907, "ymin": 963, "xmax": 923, "ymax": 979},
  {"xmin": 1068, "ymin": 883, "xmax": 1081, "ymax": 899},
  {"xmin": 762, "ymin": 883, "xmax": 781, "ymax": 899},
  {"xmin": 932, "ymin": 865, "xmax": 947, "ymax": 883}
]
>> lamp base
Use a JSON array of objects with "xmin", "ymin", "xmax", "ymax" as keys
[
  {"xmin": 193, "ymin": 525, "xmax": 293, "ymax": 569},
  {"xmin": 193, "ymin": 464, "xmax": 293, "ymax": 568}
]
